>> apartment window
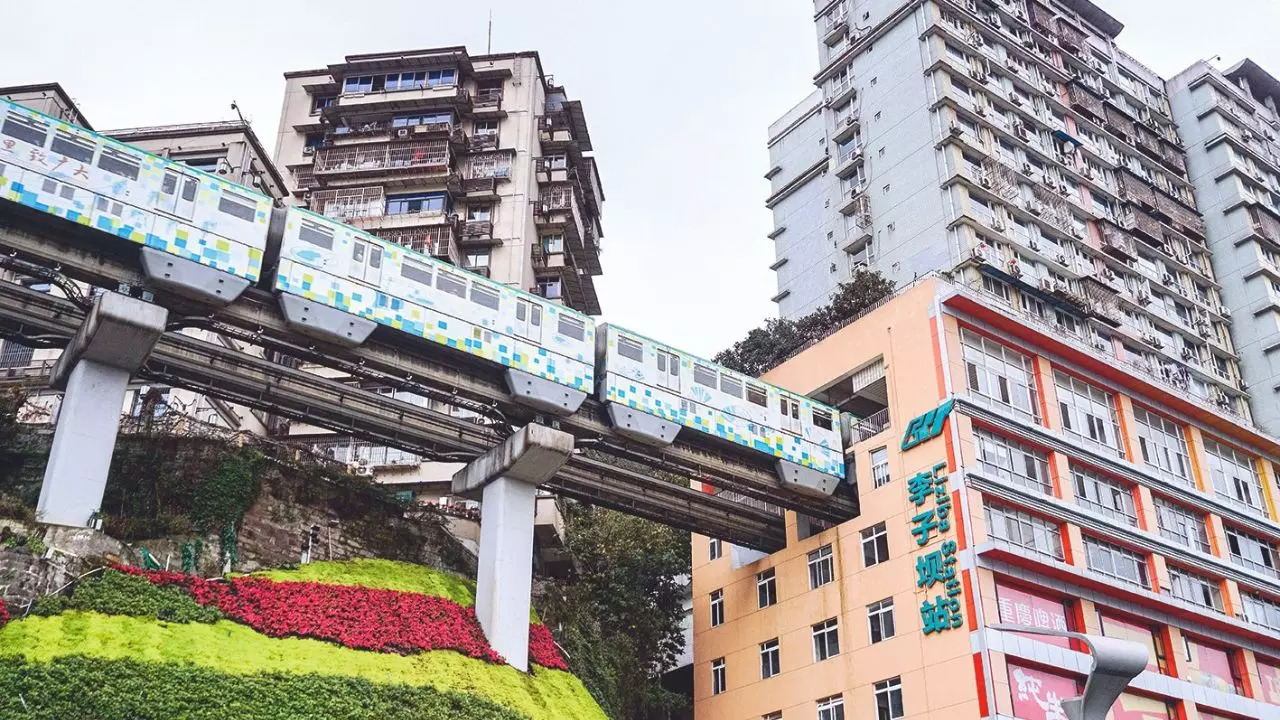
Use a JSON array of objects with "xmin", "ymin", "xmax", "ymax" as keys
[
  {"xmin": 873, "ymin": 678, "xmax": 904, "ymax": 720},
  {"xmin": 759, "ymin": 639, "xmax": 780, "ymax": 679},
  {"xmin": 709, "ymin": 538, "xmax": 722, "ymax": 561},
  {"xmin": 1084, "ymin": 537, "xmax": 1148, "ymax": 588},
  {"xmin": 709, "ymin": 589, "xmax": 724, "ymax": 627},
  {"xmin": 961, "ymin": 329, "xmax": 1040, "ymax": 422},
  {"xmin": 757, "ymin": 568, "xmax": 777, "ymax": 608},
  {"xmin": 973, "ymin": 428, "xmax": 1053, "ymax": 494},
  {"xmin": 867, "ymin": 597, "xmax": 895, "ymax": 644},
  {"xmin": 392, "ymin": 112, "xmax": 452, "ymax": 127},
  {"xmin": 1133, "ymin": 407, "xmax": 1192, "ymax": 486},
  {"xmin": 816, "ymin": 695, "xmax": 845, "ymax": 720},
  {"xmin": 1226, "ymin": 527, "xmax": 1280, "ymax": 579},
  {"xmin": 1167, "ymin": 566, "xmax": 1224, "ymax": 612},
  {"xmin": 870, "ymin": 446, "xmax": 890, "ymax": 488},
  {"xmin": 465, "ymin": 251, "xmax": 490, "ymax": 270},
  {"xmin": 1153, "ymin": 497, "xmax": 1210, "ymax": 553},
  {"xmin": 1205, "ymin": 439, "xmax": 1264, "ymax": 512},
  {"xmin": 474, "ymin": 120, "xmax": 499, "ymax": 136},
  {"xmin": 386, "ymin": 192, "xmax": 446, "ymax": 215},
  {"xmin": 311, "ymin": 96, "xmax": 335, "ymax": 114},
  {"xmin": 861, "ymin": 522, "xmax": 889, "ymax": 567},
  {"xmin": 1098, "ymin": 612, "xmax": 1169, "ymax": 674},
  {"xmin": 812, "ymin": 618, "xmax": 840, "ymax": 661},
  {"xmin": 384, "ymin": 71, "xmax": 427, "ymax": 90},
  {"xmin": 808, "ymin": 544, "xmax": 835, "ymax": 588},
  {"xmin": 427, "ymin": 68, "xmax": 456, "ymax": 86},
  {"xmin": 763, "ymin": 714, "xmax": 782, "ymax": 720},
  {"xmin": 343, "ymin": 75, "xmax": 374, "ymax": 93},
  {"xmin": 1242, "ymin": 591, "xmax": 1280, "ymax": 633},
  {"xmin": 984, "ymin": 501, "xmax": 1064, "ymax": 560},
  {"xmin": 541, "ymin": 234, "xmax": 564, "ymax": 254},
  {"xmin": 711, "ymin": 658, "xmax": 726, "ymax": 695},
  {"xmin": 466, "ymin": 205, "xmax": 492, "ymax": 222},
  {"xmin": 1071, "ymin": 465, "xmax": 1137, "ymax": 526},
  {"xmin": 1055, "ymin": 372, "xmax": 1123, "ymax": 456}
]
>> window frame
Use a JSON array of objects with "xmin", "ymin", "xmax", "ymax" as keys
[
  {"xmin": 861, "ymin": 521, "xmax": 889, "ymax": 567},
  {"xmin": 757, "ymin": 568, "xmax": 777, "ymax": 609},
  {"xmin": 711, "ymin": 657, "xmax": 726, "ymax": 695},
  {"xmin": 759, "ymin": 638, "xmax": 780, "ymax": 679},
  {"xmin": 811, "ymin": 617, "xmax": 840, "ymax": 662},
  {"xmin": 808, "ymin": 544, "xmax": 835, "ymax": 588},
  {"xmin": 709, "ymin": 589, "xmax": 725, "ymax": 627},
  {"xmin": 867, "ymin": 597, "xmax": 896, "ymax": 644},
  {"xmin": 870, "ymin": 446, "xmax": 890, "ymax": 488},
  {"xmin": 873, "ymin": 677, "xmax": 904, "ymax": 720}
]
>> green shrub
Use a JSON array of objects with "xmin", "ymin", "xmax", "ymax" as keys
[
  {"xmin": 255, "ymin": 558, "xmax": 476, "ymax": 607},
  {"xmin": 28, "ymin": 596, "xmax": 68, "ymax": 617},
  {"xmin": 67, "ymin": 570, "xmax": 221, "ymax": 623},
  {"xmin": 0, "ymin": 655, "xmax": 527, "ymax": 720}
]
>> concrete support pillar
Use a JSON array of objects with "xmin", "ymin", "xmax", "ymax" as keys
[
  {"xmin": 452, "ymin": 424, "xmax": 574, "ymax": 671},
  {"xmin": 36, "ymin": 292, "xmax": 166, "ymax": 527}
]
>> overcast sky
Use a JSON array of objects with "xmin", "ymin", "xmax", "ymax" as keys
[{"xmin": 6, "ymin": 0, "xmax": 1279, "ymax": 357}]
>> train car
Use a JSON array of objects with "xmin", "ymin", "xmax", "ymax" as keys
[
  {"xmin": 0, "ymin": 98, "xmax": 272, "ymax": 304},
  {"xmin": 596, "ymin": 323, "xmax": 845, "ymax": 495},
  {"xmin": 274, "ymin": 207, "xmax": 594, "ymax": 414}
]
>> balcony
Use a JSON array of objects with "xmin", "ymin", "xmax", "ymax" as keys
[
  {"xmin": 827, "ymin": 76, "xmax": 857, "ymax": 108},
  {"xmin": 1116, "ymin": 169, "xmax": 1158, "ymax": 213},
  {"xmin": 848, "ymin": 408, "xmax": 890, "ymax": 443},
  {"xmin": 1067, "ymin": 82, "xmax": 1104, "ymax": 122},
  {"xmin": 1117, "ymin": 204, "xmax": 1163, "ymax": 246},
  {"xmin": 837, "ymin": 184, "xmax": 871, "ymax": 223},
  {"xmin": 1097, "ymin": 220, "xmax": 1138, "ymax": 260},
  {"xmin": 312, "ymin": 141, "xmax": 451, "ymax": 188},
  {"xmin": 311, "ymin": 186, "xmax": 386, "ymax": 223},
  {"xmin": 821, "ymin": 12, "xmax": 849, "ymax": 45},
  {"xmin": 1103, "ymin": 104, "xmax": 1135, "ymax": 142},
  {"xmin": 1055, "ymin": 20, "xmax": 1086, "ymax": 55},
  {"xmin": 471, "ymin": 88, "xmax": 504, "ymax": 117},
  {"xmin": 834, "ymin": 142, "xmax": 864, "ymax": 179},
  {"xmin": 1248, "ymin": 205, "xmax": 1280, "ymax": 245},
  {"xmin": 375, "ymin": 224, "xmax": 461, "ymax": 266},
  {"xmin": 538, "ymin": 107, "xmax": 592, "ymax": 151},
  {"xmin": 831, "ymin": 112, "xmax": 861, "ymax": 143},
  {"xmin": 536, "ymin": 184, "xmax": 586, "ymax": 243},
  {"xmin": 468, "ymin": 133, "xmax": 500, "ymax": 153},
  {"xmin": 332, "ymin": 84, "xmax": 471, "ymax": 115},
  {"xmin": 291, "ymin": 166, "xmax": 317, "ymax": 195},
  {"xmin": 458, "ymin": 220, "xmax": 497, "ymax": 246}
]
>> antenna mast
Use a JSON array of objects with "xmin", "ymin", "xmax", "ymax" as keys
[{"xmin": 487, "ymin": 10, "xmax": 493, "ymax": 54}]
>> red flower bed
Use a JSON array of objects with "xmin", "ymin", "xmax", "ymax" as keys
[
  {"xmin": 114, "ymin": 566, "xmax": 567, "ymax": 669},
  {"xmin": 0, "ymin": 601, "xmax": 9, "ymax": 629}
]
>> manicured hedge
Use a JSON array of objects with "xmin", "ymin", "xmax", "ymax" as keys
[
  {"xmin": 30, "ymin": 569, "xmax": 221, "ymax": 623},
  {"xmin": 0, "ymin": 655, "xmax": 527, "ymax": 720},
  {"xmin": 254, "ymin": 558, "xmax": 476, "ymax": 606}
]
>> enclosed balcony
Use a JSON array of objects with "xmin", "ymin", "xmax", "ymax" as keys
[
  {"xmin": 1154, "ymin": 192, "xmax": 1205, "ymax": 240},
  {"xmin": 310, "ymin": 186, "xmax": 386, "ymax": 223},
  {"xmin": 1097, "ymin": 220, "xmax": 1138, "ymax": 261},
  {"xmin": 538, "ymin": 102, "xmax": 593, "ymax": 152},
  {"xmin": 536, "ymin": 183, "xmax": 586, "ymax": 246},
  {"xmin": 1117, "ymin": 203, "xmax": 1163, "ymax": 246},
  {"xmin": 472, "ymin": 87, "xmax": 504, "ymax": 118},
  {"xmin": 1103, "ymin": 104, "xmax": 1135, "ymax": 142},
  {"xmin": 1248, "ymin": 204, "xmax": 1280, "ymax": 245},
  {"xmin": 312, "ymin": 141, "xmax": 451, "ymax": 188},
  {"xmin": 1067, "ymin": 82, "xmax": 1104, "ymax": 123},
  {"xmin": 331, "ymin": 84, "xmax": 471, "ymax": 116},
  {"xmin": 375, "ymin": 224, "xmax": 462, "ymax": 266}
]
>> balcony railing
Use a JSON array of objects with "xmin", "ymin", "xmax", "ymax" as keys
[
  {"xmin": 473, "ymin": 88, "xmax": 502, "ymax": 109},
  {"xmin": 1098, "ymin": 221, "xmax": 1138, "ymax": 260},
  {"xmin": 375, "ymin": 224, "xmax": 460, "ymax": 265},
  {"xmin": 713, "ymin": 488, "xmax": 784, "ymax": 516},
  {"xmin": 849, "ymin": 408, "xmax": 890, "ymax": 443},
  {"xmin": 313, "ymin": 141, "xmax": 450, "ymax": 177},
  {"xmin": 311, "ymin": 186, "xmax": 386, "ymax": 222}
]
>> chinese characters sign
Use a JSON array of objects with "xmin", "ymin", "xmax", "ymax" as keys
[
  {"xmin": 909, "ymin": 460, "xmax": 963, "ymax": 635},
  {"xmin": 1009, "ymin": 663, "xmax": 1078, "ymax": 720},
  {"xmin": 901, "ymin": 398, "xmax": 954, "ymax": 450},
  {"xmin": 995, "ymin": 582, "xmax": 1071, "ymax": 648}
]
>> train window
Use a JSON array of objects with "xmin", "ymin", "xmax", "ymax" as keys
[
  {"xmin": 436, "ymin": 269, "xmax": 468, "ymax": 298},
  {"xmin": 747, "ymin": 383, "xmax": 767, "ymax": 407},
  {"xmin": 812, "ymin": 408, "xmax": 834, "ymax": 431},
  {"xmin": 2, "ymin": 111, "xmax": 48, "ymax": 147},
  {"xmin": 95, "ymin": 196, "xmax": 124, "ymax": 216},
  {"xmin": 780, "ymin": 397, "xmax": 801, "ymax": 434},
  {"xmin": 218, "ymin": 193, "xmax": 257, "ymax": 222},
  {"xmin": 720, "ymin": 375, "xmax": 743, "ymax": 398},
  {"xmin": 558, "ymin": 315, "xmax": 586, "ymax": 341},
  {"xmin": 656, "ymin": 350, "xmax": 681, "ymax": 391},
  {"xmin": 298, "ymin": 219, "xmax": 335, "ymax": 250},
  {"xmin": 617, "ymin": 336, "xmax": 644, "ymax": 362},
  {"xmin": 162, "ymin": 174, "xmax": 177, "ymax": 195},
  {"xmin": 401, "ymin": 259, "xmax": 432, "ymax": 286},
  {"xmin": 469, "ymin": 283, "xmax": 500, "ymax": 311},
  {"xmin": 97, "ymin": 146, "xmax": 140, "ymax": 181},
  {"xmin": 181, "ymin": 177, "xmax": 198, "ymax": 202},
  {"xmin": 368, "ymin": 245, "xmax": 382, "ymax": 269},
  {"xmin": 694, "ymin": 364, "xmax": 717, "ymax": 389},
  {"xmin": 50, "ymin": 130, "xmax": 94, "ymax": 163}
]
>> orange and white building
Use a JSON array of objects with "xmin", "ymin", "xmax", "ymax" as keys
[{"xmin": 693, "ymin": 276, "xmax": 1280, "ymax": 720}]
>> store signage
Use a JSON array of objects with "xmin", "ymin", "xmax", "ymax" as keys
[
  {"xmin": 901, "ymin": 398, "xmax": 954, "ymax": 450},
  {"xmin": 909, "ymin": 459, "xmax": 963, "ymax": 635}
]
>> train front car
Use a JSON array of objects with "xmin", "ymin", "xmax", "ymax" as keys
[
  {"xmin": 0, "ymin": 98, "xmax": 270, "ymax": 304},
  {"xmin": 274, "ymin": 207, "xmax": 593, "ymax": 414},
  {"xmin": 596, "ymin": 324, "xmax": 845, "ymax": 496}
]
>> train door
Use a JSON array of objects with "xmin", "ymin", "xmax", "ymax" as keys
[
  {"xmin": 157, "ymin": 167, "xmax": 199, "ymax": 219},
  {"xmin": 780, "ymin": 396, "xmax": 801, "ymax": 434},
  {"xmin": 656, "ymin": 350, "xmax": 681, "ymax": 392},
  {"xmin": 351, "ymin": 239, "xmax": 383, "ymax": 285},
  {"xmin": 515, "ymin": 298, "xmax": 542, "ymax": 342}
]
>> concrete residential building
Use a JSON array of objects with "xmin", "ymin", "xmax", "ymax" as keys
[
  {"xmin": 1166, "ymin": 60, "xmax": 1280, "ymax": 436},
  {"xmin": 765, "ymin": 0, "xmax": 1252, "ymax": 426},
  {"xmin": 693, "ymin": 275, "xmax": 1280, "ymax": 720},
  {"xmin": 273, "ymin": 46, "xmax": 604, "ymax": 314}
]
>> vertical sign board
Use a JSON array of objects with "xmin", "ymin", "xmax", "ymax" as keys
[{"xmin": 901, "ymin": 399, "xmax": 964, "ymax": 636}]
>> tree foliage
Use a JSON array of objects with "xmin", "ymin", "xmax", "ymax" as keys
[
  {"xmin": 542, "ymin": 503, "xmax": 691, "ymax": 720},
  {"xmin": 714, "ymin": 268, "xmax": 895, "ymax": 376}
]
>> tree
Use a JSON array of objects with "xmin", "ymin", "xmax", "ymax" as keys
[{"xmin": 714, "ymin": 268, "xmax": 894, "ymax": 376}]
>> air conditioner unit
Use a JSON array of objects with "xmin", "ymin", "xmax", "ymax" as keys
[
  {"xmin": 1021, "ymin": 162, "xmax": 1033, "ymax": 175},
  {"xmin": 1039, "ymin": 277, "xmax": 1055, "ymax": 291},
  {"xmin": 1093, "ymin": 340, "xmax": 1109, "ymax": 351},
  {"xmin": 1104, "ymin": 268, "xmax": 1117, "ymax": 280},
  {"xmin": 993, "ymin": 218, "xmax": 1007, "ymax": 231},
  {"xmin": 1081, "ymin": 166, "xmax": 1094, "ymax": 179},
  {"xmin": 976, "ymin": 104, "xmax": 988, "ymax": 116},
  {"xmin": 980, "ymin": 175, "xmax": 993, "ymax": 188},
  {"xmin": 1217, "ymin": 304, "xmax": 1230, "ymax": 316},
  {"xmin": 396, "ymin": 128, "xmax": 410, "ymax": 138},
  {"xmin": 1070, "ymin": 226, "xmax": 1085, "ymax": 239},
  {"xmin": 1181, "ymin": 348, "xmax": 1197, "ymax": 361},
  {"xmin": 1137, "ymin": 292, "xmax": 1152, "ymax": 305},
  {"xmin": 1029, "ymin": 239, "xmax": 1041, "ymax": 251},
  {"xmin": 302, "ymin": 146, "xmax": 315, "ymax": 156},
  {"xmin": 950, "ymin": 123, "xmax": 964, "ymax": 136},
  {"xmin": 1011, "ymin": 95, "xmax": 1024, "ymax": 106},
  {"xmin": 1162, "ymin": 273, "xmax": 1175, "ymax": 285},
  {"xmin": 988, "ymin": 13, "xmax": 1002, "ymax": 28},
  {"xmin": 1056, "ymin": 253, "xmax": 1069, "ymax": 265},
  {"xmin": 1015, "ymin": 8, "xmax": 1026, "ymax": 20}
]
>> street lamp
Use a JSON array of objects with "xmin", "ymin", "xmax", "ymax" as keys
[{"xmin": 990, "ymin": 624, "xmax": 1149, "ymax": 720}]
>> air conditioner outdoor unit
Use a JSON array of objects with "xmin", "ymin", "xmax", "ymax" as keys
[
  {"xmin": 1029, "ymin": 239, "xmax": 1041, "ymax": 250},
  {"xmin": 396, "ymin": 129, "xmax": 410, "ymax": 138},
  {"xmin": 980, "ymin": 175, "xmax": 993, "ymax": 188},
  {"xmin": 1011, "ymin": 95, "xmax": 1024, "ymax": 106},
  {"xmin": 302, "ymin": 146, "xmax": 315, "ymax": 156},
  {"xmin": 1162, "ymin": 273, "xmax": 1175, "ymax": 285},
  {"xmin": 1093, "ymin": 340, "xmax": 1108, "ymax": 351},
  {"xmin": 993, "ymin": 218, "xmax": 1007, "ymax": 231},
  {"xmin": 1021, "ymin": 162, "xmax": 1033, "ymax": 175},
  {"xmin": 1039, "ymin": 277, "xmax": 1055, "ymax": 291},
  {"xmin": 1056, "ymin": 253, "xmax": 1069, "ymax": 265}
]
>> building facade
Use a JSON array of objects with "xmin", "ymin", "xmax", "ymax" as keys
[
  {"xmin": 765, "ymin": 0, "xmax": 1251, "ymax": 425},
  {"xmin": 693, "ymin": 276, "xmax": 1280, "ymax": 720},
  {"xmin": 1166, "ymin": 60, "xmax": 1280, "ymax": 436},
  {"xmin": 273, "ymin": 46, "xmax": 603, "ymax": 314}
]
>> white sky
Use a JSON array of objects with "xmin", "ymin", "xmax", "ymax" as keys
[{"xmin": 5, "ymin": 0, "xmax": 1279, "ymax": 357}]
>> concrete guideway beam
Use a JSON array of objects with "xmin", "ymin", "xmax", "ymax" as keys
[
  {"xmin": 37, "ymin": 292, "xmax": 167, "ymax": 527},
  {"xmin": 453, "ymin": 425, "xmax": 575, "ymax": 672}
]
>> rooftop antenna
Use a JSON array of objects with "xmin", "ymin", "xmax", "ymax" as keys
[
  {"xmin": 230, "ymin": 101, "xmax": 249, "ymax": 127},
  {"xmin": 487, "ymin": 10, "xmax": 493, "ymax": 54}
]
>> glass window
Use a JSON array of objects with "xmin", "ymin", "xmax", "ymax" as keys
[
  {"xmin": 97, "ymin": 146, "xmax": 141, "ymax": 181},
  {"xmin": 973, "ymin": 428, "xmax": 1052, "ymax": 494},
  {"xmin": 1133, "ymin": 407, "xmax": 1191, "ymax": 486},
  {"xmin": 870, "ymin": 447, "xmax": 890, "ymax": 488},
  {"xmin": 759, "ymin": 639, "xmax": 780, "ymax": 679},
  {"xmin": 694, "ymin": 364, "xmax": 717, "ymax": 388},
  {"xmin": 217, "ymin": 193, "xmax": 257, "ymax": 222},
  {"xmin": 1153, "ymin": 497, "xmax": 1210, "ymax": 553},
  {"xmin": 298, "ymin": 219, "xmax": 335, "ymax": 251},
  {"xmin": 1, "ymin": 110, "xmax": 49, "ymax": 146},
  {"xmin": 1225, "ymin": 527, "xmax": 1280, "ymax": 579},
  {"xmin": 311, "ymin": 96, "xmax": 336, "ymax": 113},
  {"xmin": 1098, "ymin": 612, "xmax": 1168, "ymax": 674},
  {"xmin": 435, "ymin": 269, "xmax": 468, "ymax": 298},
  {"xmin": 427, "ymin": 68, "xmax": 457, "ymax": 86},
  {"xmin": 1071, "ymin": 465, "xmax": 1137, "ymax": 526},
  {"xmin": 469, "ymin": 283, "xmax": 500, "ymax": 311},
  {"xmin": 343, "ymin": 75, "xmax": 374, "ymax": 93},
  {"xmin": 1083, "ymin": 536, "xmax": 1148, "ymax": 588},
  {"xmin": 467, "ymin": 205, "xmax": 492, "ymax": 221},
  {"xmin": 720, "ymin": 375, "xmax": 743, "ymax": 398},
  {"xmin": 747, "ymin": 384, "xmax": 767, "ymax": 407},
  {"xmin": 1167, "ymin": 566, "xmax": 1224, "ymax": 612},
  {"xmin": 808, "ymin": 544, "xmax": 835, "ymax": 588},
  {"xmin": 1242, "ymin": 591, "xmax": 1280, "ymax": 634},
  {"xmin": 50, "ymin": 130, "xmax": 94, "ymax": 163},
  {"xmin": 812, "ymin": 618, "xmax": 840, "ymax": 661},
  {"xmin": 984, "ymin": 501, "xmax": 1064, "ymax": 560},
  {"xmin": 816, "ymin": 695, "xmax": 845, "ymax": 720},
  {"xmin": 961, "ymin": 329, "xmax": 1040, "ymax": 422},
  {"xmin": 1204, "ymin": 439, "xmax": 1264, "ymax": 512},
  {"xmin": 386, "ymin": 192, "xmax": 446, "ymax": 215},
  {"xmin": 1182, "ymin": 637, "xmax": 1243, "ymax": 694},
  {"xmin": 757, "ymin": 568, "xmax": 777, "ymax": 609},
  {"xmin": 710, "ymin": 589, "xmax": 724, "ymax": 627},
  {"xmin": 541, "ymin": 234, "xmax": 564, "ymax": 254},
  {"xmin": 812, "ymin": 407, "xmax": 834, "ymax": 431},
  {"xmin": 617, "ymin": 336, "xmax": 644, "ymax": 362},
  {"xmin": 1055, "ymin": 371, "xmax": 1123, "ymax": 456},
  {"xmin": 400, "ymin": 259, "xmax": 432, "ymax": 286},
  {"xmin": 557, "ymin": 315, "xmax": 586, "ymax": 342},
  {"xmin": 867, "ymin": 597, "xmax": 895, "ymax": 644},
  {"xmin": 861, "ymin": 522, "xmax": 889, "ymax": 567},
  {"xmin": 873, "ymin": 678, "xmax": 904, "ymax": 720},
  {"xmin": 709, "ymin": 538, "xmax": 722, "ymax": 561},
  {"xmin": 711, "ymin": 658, "xmax": 726, "ymax": 695}
]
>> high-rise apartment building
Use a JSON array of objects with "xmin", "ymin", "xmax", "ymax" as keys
[
  {"xmin": 1166, "ymin": 60, "xmax": 1280, "ymax": 436},
  {"xmin": 274, "ymin": 46, "xmax": 604, "ymax": 315},
  {"xmin": 693, "ymin": 275, "xmax": 1280, "ymax": 720},
  {"xmin": 765, "ymin": 0, "xmax": 1251, "ymax": 425}
]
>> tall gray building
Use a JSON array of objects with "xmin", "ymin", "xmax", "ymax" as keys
[
  {"xmin": 1167, "ymin": 60, "xmax": 1280, "ymax": 434},
  {"xmin": 766, "ymin": 0, "xmax": 1251, "ymax": 424}
]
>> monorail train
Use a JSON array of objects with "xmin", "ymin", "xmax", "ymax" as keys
[{"xmin": 0, "ymin": 97, "xmax": 844, "ymax": 495}]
